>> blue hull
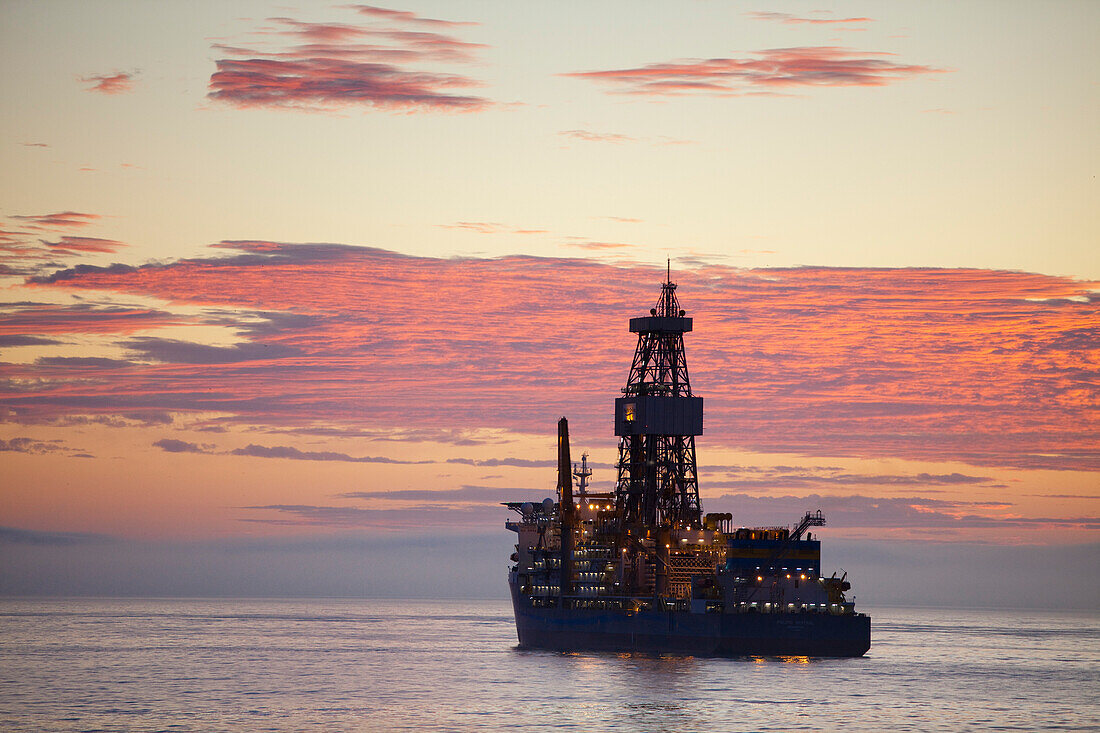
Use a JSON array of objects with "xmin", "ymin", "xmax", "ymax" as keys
[{"xmin": 511, "ymin": 586, "xmax": 870, "ymax": 657}]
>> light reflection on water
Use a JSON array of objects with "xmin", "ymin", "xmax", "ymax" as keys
[{"xmin": 0, "ymin": 599, "xmax": 1097, "ymax": 732}]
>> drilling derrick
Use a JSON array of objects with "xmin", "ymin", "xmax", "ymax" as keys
[
  {"xmin": 503, "ymin": 272, "xmax": 871, "ymax": 657},
  {"xmin": 613, "ymin": 271, "xmax": 703, "ymax": 531}
]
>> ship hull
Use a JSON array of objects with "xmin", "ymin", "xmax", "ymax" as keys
[{"xmin": 510, "ymin": 585, "xmax": 870, "ymax": 657}]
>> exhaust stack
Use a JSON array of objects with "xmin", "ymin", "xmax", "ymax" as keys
[{"xmin": 557, "ymin": 416, "xmax": 574, "ymax": 597}]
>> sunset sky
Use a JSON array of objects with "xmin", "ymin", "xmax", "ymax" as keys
[{"xmin": 1, "ymin": 1, "xmax": 1097, "ymax": 606}]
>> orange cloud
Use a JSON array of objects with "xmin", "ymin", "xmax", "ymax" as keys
[
  {"xmin": 746, "ymin": 12, "xmax": 873, "ymax": 27},
  {"xmin": 566, "ymin": 241, "xmax": 633, "ymax": 250},
  {"xmin": 11, "ymin": 212, "xmax": 100, "ymax": 230},
  {"xmin": 437, "ymin": 222, "xmax": 548, "ymax": 235},
  {"xmin": 79, "ymin": 72, "xmax": 135, "ymax": 94}
]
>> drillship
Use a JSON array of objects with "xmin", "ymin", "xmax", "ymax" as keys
[{"xmin": 504, "ymin": 274, "xmax": 871, "ymax": 657}]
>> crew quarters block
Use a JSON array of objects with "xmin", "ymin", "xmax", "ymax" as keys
[
  {"xmin": 725, "ymin": 530, "xmax": 822, "ymax": 576},
  {"xmin": 629, "ymin": 316, "xmax": 692, "ymax": 333},
  {"xmin": 615, "ymin": 396, "xmax": 703, "ymax": 436}
]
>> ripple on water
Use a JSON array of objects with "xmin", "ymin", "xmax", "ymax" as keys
[{"xmin": 0, "ymin": 600, "xmax": 1097, "ymax": 732}]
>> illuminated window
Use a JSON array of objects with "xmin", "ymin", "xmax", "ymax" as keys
[{"xmin": 623, "ymin": 402, "xmax": 636, "ymax": 422}]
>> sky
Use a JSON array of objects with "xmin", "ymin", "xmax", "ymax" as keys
[{"xmin": 1, "ymin": 1, "xmax": 1097, "ymax": 607}]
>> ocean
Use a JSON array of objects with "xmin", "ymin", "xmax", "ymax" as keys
[{"xmin": 1, "ymin": 599, "xmax": 1096, "ymax": 732}]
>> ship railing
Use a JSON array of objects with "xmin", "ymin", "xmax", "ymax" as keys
[
  {"xmin": 523, "ymin": 590, "xmax": 858, "ymax": 615},
  {"xmin": 731, "ymin": 601, "xmax": 854, "ymax": 615}
]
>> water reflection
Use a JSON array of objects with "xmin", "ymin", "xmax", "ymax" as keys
[
  {"xmin": 777, "ymin": 655, "xmax": 811, "ymax": 665},
  {"xmin": 6, "ymin": 601, "xmax": 1091, "ymax": 733}
]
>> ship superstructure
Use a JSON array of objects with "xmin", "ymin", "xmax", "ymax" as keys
[{"xmin": 505, "ymin": 274, "xmax": 870, "ymax": 656}]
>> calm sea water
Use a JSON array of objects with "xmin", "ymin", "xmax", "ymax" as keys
[{"xmin": 1, "ymin": 599, "xmax": 1097, "ymax": 732}]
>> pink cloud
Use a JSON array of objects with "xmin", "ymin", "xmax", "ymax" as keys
[
  {"xmin": 207, "ymin": 10, "xmax": 489, "ymax": 112},
  {"xmin": 0, "ymin": 244, "xmax": 54, "ymax": 274},
  {"xmin": 437, "ymin": 222, "xmax": 547, "ymax": 235},
  {"xmin": 559, "ymin": 129, "xmax": 635, "ymax": 143},
  {"xmin": 263, "ymin": 20, "xmax": 485, "ymax": 62},
  {"xmin": 564, "ymin": 47, "xmax": 946, "ymax": 96},
  {"xmin": 208, "ymin": 58, "xmax": 487, "ymax": 111},
  {"xmin": 0, "ymin": 227, "xmax": 30, "ymax": 244},
  {"xmin": 40, "ymin": 236, "xmax": 126, "ymax": 255},
  {"xmin": 10, "ymin": 243, "xmax": 1097, "ymax": 473},
  {"xmin": 79, "ymin": 72, "xmax": 135, "ymax": 94},
  {"xmin": 11, "ymin": 212, "xmax": 100, "ymax": 230},
  {"xmin": 345, "ymin": 4, "xmax": 477, "ymax": 28},
  {"xmin": 438, "ymin": 221, "xmax": 507, "ymax": 233},
  {"xmin": 371, "ymin": 29, "xmax": 486, "ymax": 63},
  {"xmin": 566, "ymin": 241, "xmax": 633, "ymax": 250},
  {"xmin": 0, "ymin": 302, "xmax": 182, "ymax": 337},
  {"xmin": 270, "ymin": 19, "xmax": 371, "ymax": 43},
  {"xmin": 747, "ymin": 12, "xmax": 873, "ymax": 27},
  {"xmin": 0, "ymin": 214, "xmax": 125, "ymax": 277}
]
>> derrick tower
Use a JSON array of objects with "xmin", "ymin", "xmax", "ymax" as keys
[{"xmin": 613, "ymin": 269, "xmax": 703, "ymax": 529}]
